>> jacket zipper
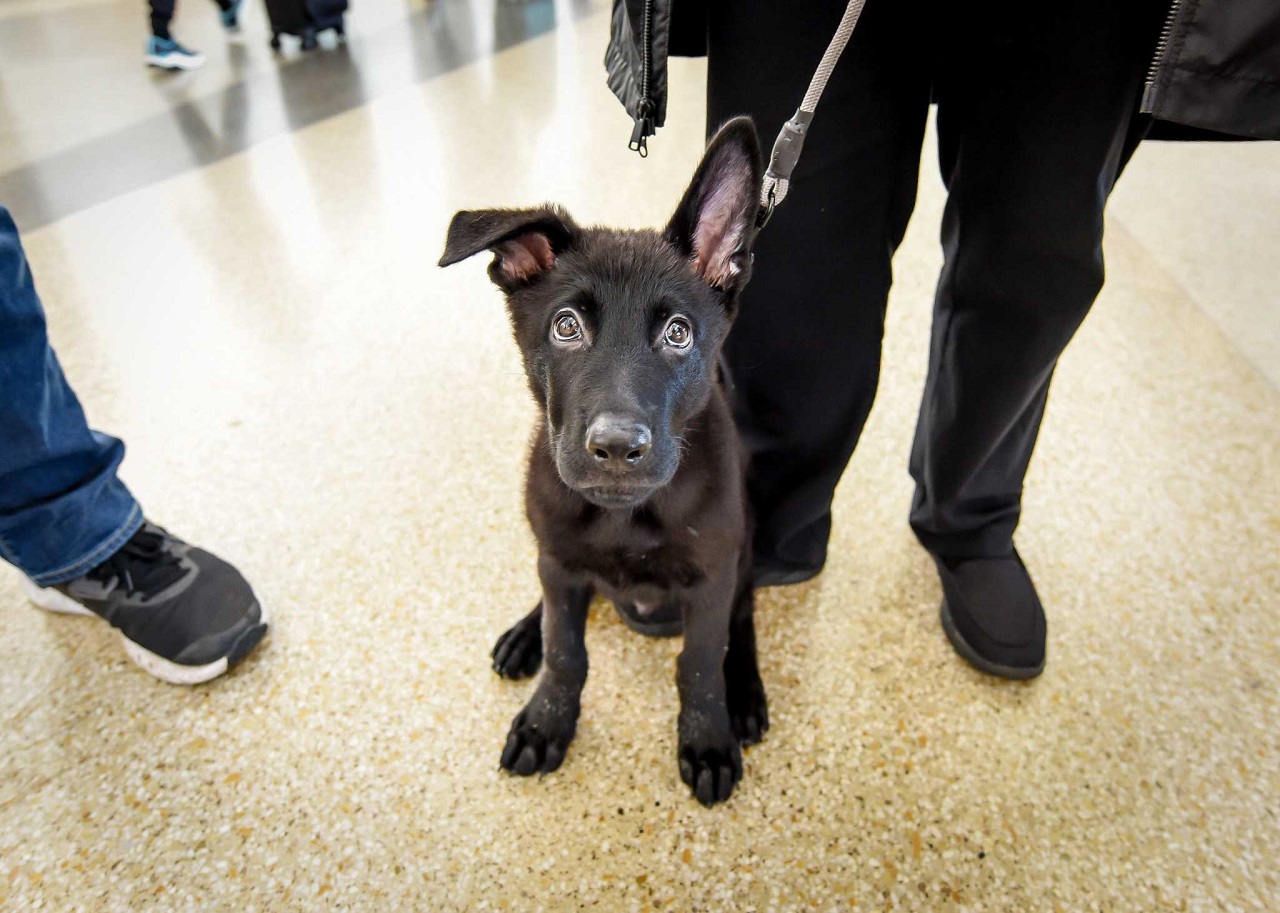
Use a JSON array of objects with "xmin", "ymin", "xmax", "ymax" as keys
[
  {"xmin": 628, "ymin": 0, "xmax": 656, "ymax": 157},
  {"xmin": 1142, "ymin": 0, "xmax": 1184, "ymax": 111}
]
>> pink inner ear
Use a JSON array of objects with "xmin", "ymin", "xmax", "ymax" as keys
[
  {"xmin": 692, "ymin": 153, "xmax": 751, "ymax": 288},
  {"xmin": 497, "ymin": 233, "xmax": 556, "ymax": 282}
]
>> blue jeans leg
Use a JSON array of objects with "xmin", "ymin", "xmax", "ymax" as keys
[{"xmin": 0, "ymin": 206, "xmax": 143, "ymax": 586}]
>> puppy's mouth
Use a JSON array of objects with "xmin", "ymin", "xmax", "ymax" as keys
[{"xmin": 579, "ymin": 484, "xmax": 656, "ymax": 509}]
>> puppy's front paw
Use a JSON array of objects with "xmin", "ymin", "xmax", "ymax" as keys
[
  {"xmin": 678, "ymin": 729, "xmax": 743, "ymax": 807},
  {"xmin": 728, "ymin": 672, "xmax": 769, "ymax": 746},
  {"xmin": 491, "ymin": 610, "xmax": 542, "ymax": 679},
  {"xmin": 500, "ymin": 707, "xmax": 575, "ymax": 777}
]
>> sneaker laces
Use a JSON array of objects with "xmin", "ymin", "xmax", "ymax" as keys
[{"xmin": 88, "ymin": 529, "xmax": 188, "ymax": 600}]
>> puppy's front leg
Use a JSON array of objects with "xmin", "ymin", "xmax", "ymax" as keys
[
  {"xmin": 500, "ymin": 555, "xmax": 591, "ymax": 777},
  {"xmin": 676, "ymin": 558, "xmax": 742, "ymax": 806}
]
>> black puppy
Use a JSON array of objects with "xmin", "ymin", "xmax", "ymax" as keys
[{"xmin": 439, "ymin": 118, "xmax": 767, "ymax": 806}]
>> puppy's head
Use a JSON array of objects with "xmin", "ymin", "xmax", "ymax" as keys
[{"xmin": 440, "ymin": 118, "xmax": 762, "ymax": 508}]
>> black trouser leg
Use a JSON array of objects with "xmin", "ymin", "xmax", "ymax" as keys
[
  {"xmin": 707, "ymin": 0, "xmax": 932, "ymax": 575},
  {"xmin": 908, "ymin": 5, "xmax": 1160, "ymax": 558},
  {"xmin": 150, "ymin": 0, "xmax": 176, "ymax": 38},
  {"xmin": 150, "ymin": 0, "xmax": 231, "ymax": 39}
]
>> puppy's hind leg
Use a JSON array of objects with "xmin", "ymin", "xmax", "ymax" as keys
[
  {"xmin": 726, "ymin": 579, "xmax": 769, "ymax": 746},
  {"xmin": 492, "ymin": 601, "xmax": 544, "ymax": 680}
]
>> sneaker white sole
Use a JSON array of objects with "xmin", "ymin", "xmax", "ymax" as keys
[
  {"xmin": 145, "ymin": 54, "xmax": 206, "ymax": 70},
  {"xmin": 22, "ymin": 577, "xmax": 267, "ymax": 686}
]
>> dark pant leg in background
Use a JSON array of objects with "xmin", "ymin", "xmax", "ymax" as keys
[
  {"xmin": 150, "ymin": 0, "xmax": 177, "ymax": 38},
  {"xmin": 0, "ymin": 207, "xmax": 143, "ymax": 585},
  {"xmin": 149, "ymin": 0, "xmax": 231, "ymax": 39},
  {"xmin": 707, "ymin": 0, "xmax": 933, "ymax": 578},
  {"xmin": 908, "ymin": 5, "xmax": 1161, "ymax": 558}
]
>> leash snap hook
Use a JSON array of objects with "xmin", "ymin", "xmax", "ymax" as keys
[{"xmin": 755, "ymin": 182, "xmax": 778, "ymax": 230}]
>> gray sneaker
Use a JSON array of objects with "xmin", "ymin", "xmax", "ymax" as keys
[{"xmin": 24, "ymin": 523, "xmax": 267, "ymax": 685}]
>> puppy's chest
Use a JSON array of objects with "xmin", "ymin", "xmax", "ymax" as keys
[{"xmin": 566, "ymin": 516, "xmax": 704, "ymax": 593}]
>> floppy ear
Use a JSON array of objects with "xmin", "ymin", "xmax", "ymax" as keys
[
  {"xmin": 664, "ymin": 117, "xmax": 763, "ymax": 293},
  {"xmin": 438, "ymin": 206, "xmax": 579, "ymax": 291}
]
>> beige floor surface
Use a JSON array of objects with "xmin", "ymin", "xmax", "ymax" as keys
[{"xmin": 2, "ymin": 7, "xmax": 1278, "ymax": 912}]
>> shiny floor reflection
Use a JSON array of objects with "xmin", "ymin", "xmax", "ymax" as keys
[{"xmin": 0, "ymin": 0, "xmax": 592, "ymax": 229}]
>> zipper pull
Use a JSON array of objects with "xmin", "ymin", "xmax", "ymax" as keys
[
  {"xmin": 628, "ymin": 114, "xmax": 654, "ymax": 158},
  {"xmin": 629, "ymin": 100, "xmax": 655, "ymax": 158}
]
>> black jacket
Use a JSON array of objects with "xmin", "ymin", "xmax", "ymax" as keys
[
  {"xmin": 604, "ymin": 0, "xmax": 708, "ymax": 154},
  {"xmin": 605, "ymin": 0, "xmax": 1280, "ymax": 149},
  {"xmin": 1143, "ymin": 0, "xmax": 1280, "ymax": 139}
]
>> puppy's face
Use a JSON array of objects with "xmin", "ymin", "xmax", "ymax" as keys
[{"xmin": 440, "ymin": 119, "xmax": 763, "ymax": 508}]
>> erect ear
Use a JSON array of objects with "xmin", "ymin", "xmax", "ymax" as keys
[
  {"xmin": 438, "ymin": 205, "xmax": 579, "ymax": 290},
  {"xmin": 664, "ymin": 117, "xmax": 763, "ymax": 293}
]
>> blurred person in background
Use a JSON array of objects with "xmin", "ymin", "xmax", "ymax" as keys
[{"xmin": 146, "ymin": 0, "xmax": 246, "ymax": 69}]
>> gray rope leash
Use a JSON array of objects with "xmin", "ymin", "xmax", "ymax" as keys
[{"xmin": 757, "ymin": 0, "xmax": 868, "ymax": 228}]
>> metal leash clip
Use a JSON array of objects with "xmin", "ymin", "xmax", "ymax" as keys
[
  {"xmin": 756, "ymin": 109, "xmax": 812, "ymax": 229},
  {"xmin": 755, "ymin": 182, "xmax": 778, "ymax": 229}
]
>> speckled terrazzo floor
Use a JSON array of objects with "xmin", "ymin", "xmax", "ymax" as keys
[{"xmin": 2, "ymin": 5, "xmax": 1279, "ymax": 912}]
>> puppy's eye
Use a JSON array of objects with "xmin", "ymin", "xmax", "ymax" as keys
[
  {"xmin": 663, "ymin": 316, "xmax": 693, "ymax": 349},
  {"xmin": 551, "ymin": 310, "xmax": 583, "ymax": 344}
]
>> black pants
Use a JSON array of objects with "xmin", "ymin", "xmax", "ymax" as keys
[
  {"xmin": 150, "ymin": 0, "xmax": 231, "ymax": 38},
  {"xmin": 708, "ymin": 0, "xmax": 1161, "ymax": 573}
]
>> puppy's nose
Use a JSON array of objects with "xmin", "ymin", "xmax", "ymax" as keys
[{"xmin": 585, "ymin": 416, "xmax": 652, "ymax": 472}]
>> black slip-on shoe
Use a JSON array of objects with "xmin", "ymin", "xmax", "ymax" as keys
[
  {"xmin": 614, "ymin": 600, "xmax": 683, "ymax": 637},
  {"xmin": 751, "ymin": 562, "xmax": 823, "ymax": 589},
  {"xmin": 933, "ymin": 549, "xmax": 1046, "ymax": 680},
  {"xmin": 24, "ymin": 522, "xmax": 268, "ymax": 685}
]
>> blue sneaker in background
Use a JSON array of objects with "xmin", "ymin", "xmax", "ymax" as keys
[{"xmin": 145, "ymin": 36, "xmax": 206, "ymax": 70}]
